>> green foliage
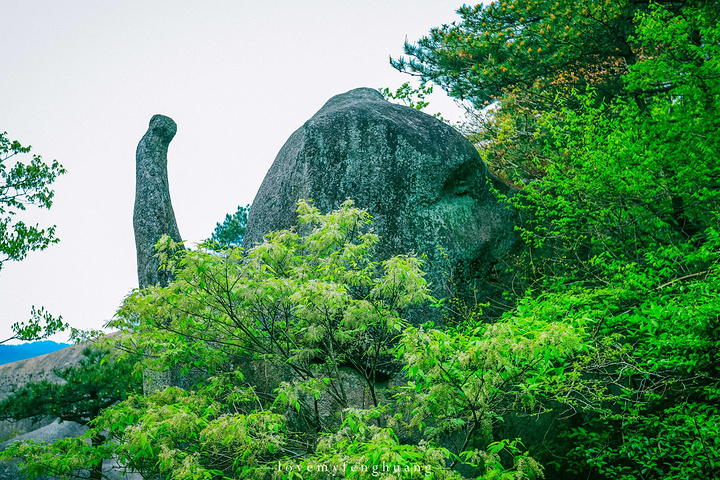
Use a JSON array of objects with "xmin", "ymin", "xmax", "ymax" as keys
[
  {"xmin": 568, "ymin": 393, "xmax": 720, "ymax": 479},
  {"xmin": 625, "ymin": 1, "xmax": 720, "ymax": 105},
  {"xmin": 1, "ymin": 306, "xmax": 68, "ymax": 345},
  {"xmin": 392, "ymin": 1, "xmax": 720, "ymax": 478},
  {"xmin": 486, "ymin": 3, "xmax": 720, "ymax": 477},
  {"xmin": 459, "ymin": 90, "xmax": 553, "ymax": 185},
  {"xmin": 380, "ymin": 83, "xmax": 433, "ymax": 111},
  {"xmin": 392, "ymin": 0, "xmax": 649, "ymax": 109},
  {"xmin": 0, "ymin": 131, "xmax": 66, "ymax": 270},
  {"xmin": 392, "ymin": 0, "xmax": 715, "ymax": 186},
  {"xmin": 1, "ymin": 434, "xmax": 116, "ymax": 480},
  {"xmin": 379, "ymin": 83, "xmax": 446, "ymax": 121},
  {"xmin": 506, "ymin": 1, "xmax": 719, "ymax": 281},
  {"xmin": 209, "ymin": 204, "xmax": 250, "ymax": 249},
  {"xmin": 395, "ymin": 316, "xmax": 581, "ymax": 478},
  {"xmin": 91, "ymin": 384, "xmax": 285, "ymax": 480}
]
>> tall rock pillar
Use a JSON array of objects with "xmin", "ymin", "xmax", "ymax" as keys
[{"xmin": 133, "ymin": 114, "xmax": 183, "ymax": 289}]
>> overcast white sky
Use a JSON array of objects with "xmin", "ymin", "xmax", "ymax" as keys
[{"xmin": 0, "ymin": 1, "xmax": 467, "ymax": 343}]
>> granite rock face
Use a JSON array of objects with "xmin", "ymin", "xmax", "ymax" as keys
[
  {"xmin": 133, "ymin": 114, "xmax": 183, "ymax": 289},
  {"xmin": 244, "ymin": 88, "xmax": 517, "ymax": 309}
]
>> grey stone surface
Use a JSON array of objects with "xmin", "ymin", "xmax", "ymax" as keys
[
  {"xmin": 0, "ymin": 417, "xmax": 55, "ymax": 445},
  {"xmin": 0, "ymin": 418, "xmax": 87, "ymax": 448},
  {"xmin": 244, "ymin": 87, "xmax": 517, "ymax": 312},
  {"xmin": 133, "ymin": 114, "xmax": 183, "ymax": 289}
]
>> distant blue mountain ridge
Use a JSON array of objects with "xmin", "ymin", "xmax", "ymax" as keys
[{"xmin": 0, "ymin": 340, "xmax": 71, "ymax": 366}]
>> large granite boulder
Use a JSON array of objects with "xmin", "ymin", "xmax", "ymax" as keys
[
  {"xmin": 244, "ymin": 88, "xmax": 517, "ymax": 310},
  {"xmin": 133, "ymin": 114, "xmax": 183, "ymax": 289}
]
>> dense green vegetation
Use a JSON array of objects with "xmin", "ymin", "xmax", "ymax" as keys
[
  {"xmin": 1, "ymin": 1, "xmax": 718, "ymax": 479},
  {"xmin": 393, "ymin": 1, "xmax": 720, "ymax": 477}
]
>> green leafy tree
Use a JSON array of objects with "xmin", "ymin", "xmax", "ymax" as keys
[
  {"xmin": 208, "ymin": 203, "xmax": 250, "ymax": 249},
  {"xmin": 508, "ymin": 0, "xmax": 720, "ymax": 283},
  {"xmin": 0, "ymin": 346, "xmax": 140, "ymax": 425},
  {"xmin": 392, "ymin": 0, "xmax": 661, "ymax": 109},
  {"xmin": 0, "ymin": 132, "xmax": 66, "ymax": 270},
  {"xmin": 118, "ymin": 199, "xmax": 428, "ymax": 424},
  {"xmin": 0, "ymin": 306, "xmax": 67, "ymax": 345}
]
